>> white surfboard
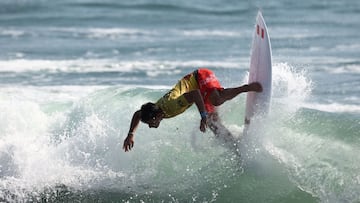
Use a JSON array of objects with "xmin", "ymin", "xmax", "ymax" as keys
[{"xmin": 244, "ymin": 11, "xmax": 272, "ymax": 126}]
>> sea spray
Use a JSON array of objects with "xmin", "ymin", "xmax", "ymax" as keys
[{"xmin": 263, "ymin": 63, "xmax": 360, "ymax": 202}]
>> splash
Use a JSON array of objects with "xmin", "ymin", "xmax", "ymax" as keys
[
  {"xmin": 261, "ymin": 63, "xmax": 360, "ymax": 202},
  {"xmin": 0, "ymin": 86, "xmax": 242, "ymax": 202},
  {"xmin": 1, "ymin": 63, "xmax": 356, "ymax": 202},
  {"xmin": 271, "ymin": 62, "xmax": 312, "ymax": 112}
]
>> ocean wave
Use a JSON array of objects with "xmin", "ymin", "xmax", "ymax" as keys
[
  {"xmin": 0, "ymin": 0, "xmax": 43, "ymax": 14},
  {"xmin": 0, "ymin": 62, "xmax": 357, "ymax": 202},
  {"xmin": 0, "ymin": 59, "xmax": 247, "ymax": 86},
  {"xmin": 0, "ymin": 26, "xmax": 247, "ymax": 41},
  {"xmin": 48, "ymin": 27, "xmax": 157, "ymax": 40},
  {"xmin": 0, "ymin": 86, "xmax": 243, "ymax": 202},
  {"xmin": 0, "ymin": 59, "xmax": 243, "ymax": 73},
  {"xmin": 0, "ymin": 29, "xmax": 26, "ymax": 38},
  {"xmin": 265, "ymin": 137, "xmax": 360, "ymax": 203},
  {"xmin": 303, "ymin": 102, "xmax": 360, "ymax": 113},
  {"xmin": 182, "ymin": 29, "xmax": 244, "ymax": 37},
  {"xmin": 329, "ymin": 64, "xmax": 360, "ymax": 74},
  {"xmin": 0, "ymin": 27, "xmax": 156, "ymax": 40},
  {"xmin": 70, "ymin": 1, "xmax": 250, "ymax": 16}
]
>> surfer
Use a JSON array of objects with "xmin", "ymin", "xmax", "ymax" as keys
[{"xmin": 123, "ymin": 68, "xmax": 262, "ymax": 152}]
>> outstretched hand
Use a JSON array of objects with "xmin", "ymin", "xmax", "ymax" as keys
[
  {"xmin": 248, "ymin": 82, "xmax": 263, "ymax": 92},
  {"xmin": 200, "ymin": 117, "xmax": 207, "ymax": 132},
  {"xmin": 123, "ymin": 134, "xmax": 134, "ymax": 152}
]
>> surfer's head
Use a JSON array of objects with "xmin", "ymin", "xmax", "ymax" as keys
[{"xmin": 140, "ymin": 102, "xmax": 163, "ymax": 128}]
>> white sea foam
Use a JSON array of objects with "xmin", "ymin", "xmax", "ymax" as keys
[
  {"xmin": 326, "ymin": 64, "xmax": 360, "ymax": 74},
  {"xmin": 259, "ymin": 61, "xmax": 360, "ymax": 202},
  {"xmin": 0, "ymin": 26, "xmax": 158, "ymax": 42},
  {"xmin": 48, "ymin": 27, "xmax": 157, "ymax": 39},
  {"xmin": 0, "ymin": 26, "xmax": 247, "ymax": 40},
  {"xmin": 270, "ymin": 27, "xmax": 324, "ymax": 40},
  {"xmin": 271, "ymin": 62, "xmax": 312, "ymax": 112},
  {"xmin": 303, "ymin": 102, "xmax": 360, "ymax": 113},
  {"xmin": 264, "ymin": 128, "xmax": 360, "ymax": 203},
  {"xmin": 182, "ymin": 29, "xmax": 243, "ymax": 37},
  {"xmin": 0, "ymin": 29, "xmax": 25, "ymax": 38},
  {"xmin": 0, "ymin": 59, "xmax": 243, "ymax": 73},
  {"xmin": 0, "ymin": 87, "xmax": 130, "ymax": 200},
  {"xmin": 335, "ymin": 43, "xmax": 360, "ymax": 51}
]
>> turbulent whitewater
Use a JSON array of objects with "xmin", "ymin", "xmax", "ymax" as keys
[{"xmin": 0, "ymin": 0, "xmax": 359, "ymax": 202}]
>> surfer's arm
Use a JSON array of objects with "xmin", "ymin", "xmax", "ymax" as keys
[
  {"xmin": 123, "ymin": 110, "xmax": 141, "ymax": 152},
  {"xmin": 183, "ymin": 89, "xmax": 207, "ymax": 132}
]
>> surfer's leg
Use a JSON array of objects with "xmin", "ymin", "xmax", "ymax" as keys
[
  {"xmin": 208, "ymin": 112, "xmax": 241, "ymax": 156},
  {"xmin": 209, "ymin": 82, "xmax": 262, "ymax": 106},
  {"xmin": 208, "ymin": 112, "xmax": 234, "ymax": 142}
]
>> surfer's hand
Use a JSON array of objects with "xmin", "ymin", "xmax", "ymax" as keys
[
  {"xmin": 248, "ymin": 82, "xmax": 263, "ymax": 92},
  {"xmin": 123, "ymin": 134, "xmax": 134, "ymax": 152},
  {"xmin": 200, "ymin": 117, "xmax": 207, "ymax": 132}
]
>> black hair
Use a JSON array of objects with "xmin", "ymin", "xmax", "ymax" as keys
[{"xmin": 140, "ymin": 102, "xmax": 161, "ymax": 122}]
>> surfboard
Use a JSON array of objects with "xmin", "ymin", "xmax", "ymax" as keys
[
  {"xmin": 212, "ymin": 11, "xmax": 272, "ymax": 158},
  {"xmin": 244, "ymin": 11, "xmax": 272, "ymax": 126}
]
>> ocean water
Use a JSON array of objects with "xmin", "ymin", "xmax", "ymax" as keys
[{"xmin": 0, "ymin": 0, "xmax": 360, "ymax": 202}]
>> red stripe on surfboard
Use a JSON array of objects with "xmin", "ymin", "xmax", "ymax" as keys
[{"xmin": 261, "ymin": 28, "xmax": 264, "ymax": 38}]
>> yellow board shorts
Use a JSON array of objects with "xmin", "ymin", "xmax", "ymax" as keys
[{"xmin": 155, "ymin": 73, "xmax": 199, "ymax": 118}]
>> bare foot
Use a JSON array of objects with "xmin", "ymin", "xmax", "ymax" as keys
[{"xmin": 248, "ymin": 82, "xmax": 263, "ymax": 92}]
